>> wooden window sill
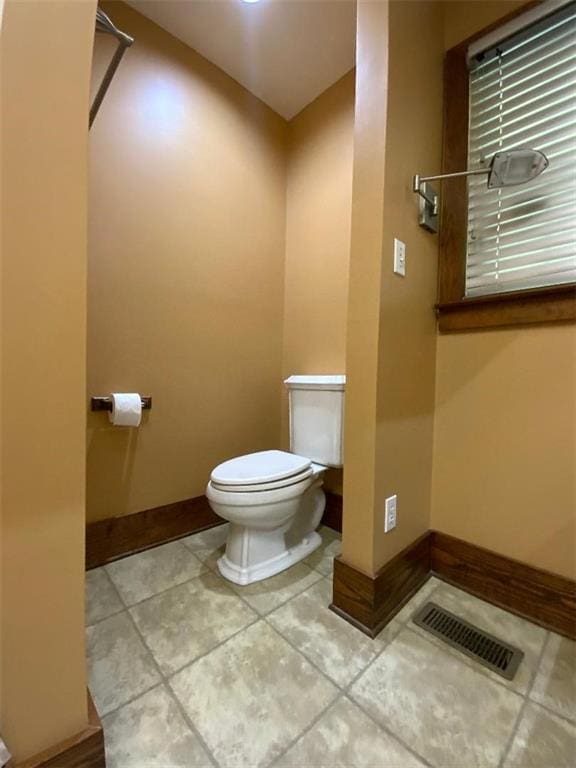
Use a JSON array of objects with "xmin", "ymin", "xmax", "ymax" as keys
[{"xmin": 436, "ymin": 284, "xmax": 576, "ymax": 332}]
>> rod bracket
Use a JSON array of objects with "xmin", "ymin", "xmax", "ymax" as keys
[{"xmin": 413, "ymin": 176, "xmax": 439, "ymax": 233}]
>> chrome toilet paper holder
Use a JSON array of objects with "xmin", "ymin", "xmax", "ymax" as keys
[{"xmin": 90, "ymin": 396, "xmax": 152, "ymax": 412}]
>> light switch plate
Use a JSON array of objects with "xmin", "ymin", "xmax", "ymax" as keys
[
  {"xmin": 385, "ymin": 494, "xmax": 397, "ymax": 532},
  {"xmin": 394, "ymin": 238, "xmax": 406, "ymax": 276}
]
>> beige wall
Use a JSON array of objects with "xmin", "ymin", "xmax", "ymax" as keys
[
  {"xmin": 372, "ymin": 0, "xmax": 443, "ymax": 570},
  {"xmin": 87, "ymin": 2, "xmax": 287, "ymax": 521},
  {"xmin": 341, "ymin": 0, "xmax": 390, "ymax": 573},
  {"xmin": 432, "ymin": 326, "xmax": 576, "ymax": 579},
  {"xmin": 442, "ymin": 0, "xmax": 526, "ymax": 49},
  {"xmin": 432, "ymin": 0, "xmax": 576, "ymax": 580},
  {"xmin": 342, "ymin": 0, "xmax": 443, "ymax": 574},
  {"xmin": 0, "ymin": 0, "xmax": 95, "ymax": 760},
  {"xmin": 282, "ymin": 72, "xmax": 355, "ymax": 494},
  {"xmin": 283, "ymin": 72, "xmax": 354, "ymax": 379}
]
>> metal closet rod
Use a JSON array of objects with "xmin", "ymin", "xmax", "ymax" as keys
[{"xmin": 90, "ymin": 9, "xmax": 134, "ymax": 128}]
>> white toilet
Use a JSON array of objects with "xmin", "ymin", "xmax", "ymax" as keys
[{"xmin": 206, "ymin": 375, "xmax": 345, "ymax": 585}]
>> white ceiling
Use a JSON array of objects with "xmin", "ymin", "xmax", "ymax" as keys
[{"xmin": 126, "ymin": 0, "xmax": 356, "ymax": 120}]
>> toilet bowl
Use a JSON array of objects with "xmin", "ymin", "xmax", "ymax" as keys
[
  {"xmin": 206, "ymin": 375, "xmax": 345, "ymax": 585},
  {"xmin": 206, "ymin": 450, "xmax": 326, "ymax": 584}
]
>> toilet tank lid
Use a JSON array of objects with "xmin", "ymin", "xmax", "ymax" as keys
[{"xmin": 284, "ymin": 375, "xmax": 346, "ymax": 391}]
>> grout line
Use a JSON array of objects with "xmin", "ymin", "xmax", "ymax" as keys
[
  {"xmin": 343, "ymin": 691, "xmax": 435, "ymax": 768},
  {"xmin": 103, "ymin": 548, "xmax": 210, "ymax": 609},
  {"xmin": 121, "ymin": 600, "xmax": 221, "ymax": 768},
  {"xmin": 96, "ymin": 678, "xmax": 166, "ymax": 721},
  {"xmin": 265, "ymin": 692, "xmax": 346, "ymax": 768},
  {"xmin": 112, "ymin": 563, "xmax": 212, "ymax": 610},
  {"xmin": 85, "ymin": 567, "xmax": 131, "ymax": 626},
  {"xmin": 497, "ymin": 631, "xmax": 551, "ymax": 768},
  {"xmin": 140, "ymin": 607, "xmax": 262, "ymax": 680},
  {"xmin": 85, "ymin": 605, "xmax": 125, "ymax": 629},
  {"xmin": 524, "ymin": 695, "xmax": 576, "ymax": 727}
]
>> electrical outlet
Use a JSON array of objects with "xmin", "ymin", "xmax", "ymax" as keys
[
  {"xmin": 384, "ymin": 494, "xmax": 397, "ymax": 532},
  {"xmin": 393, "ymin": 238, "xmax": 406, "ymax": 276}
]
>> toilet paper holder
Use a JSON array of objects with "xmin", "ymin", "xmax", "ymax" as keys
[{"xmin": 91, "ymin": 396, "xmax": 152, "ymax": 412}]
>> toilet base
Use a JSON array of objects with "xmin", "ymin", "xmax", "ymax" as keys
[{"xmin": 217, "ymin": 529, "xmax": 322, "ymax": 585}]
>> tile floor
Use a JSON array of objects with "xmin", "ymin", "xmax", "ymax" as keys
[{"xmin": 86, "ymin": 525, "xmax": 576, "ymax": 768}]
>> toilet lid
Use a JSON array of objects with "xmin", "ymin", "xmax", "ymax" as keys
[{"xmin": 211, "ymin": 450, "xmax": 311, "ymax": 487}]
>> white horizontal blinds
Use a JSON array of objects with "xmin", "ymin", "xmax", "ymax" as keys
[{"xmin": 465, "ymin": 4, "xmax": 576, "ymax": 297}]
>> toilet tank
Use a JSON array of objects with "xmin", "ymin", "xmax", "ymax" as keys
[{"xmin": 284, "ymin": 375, "xmax": 345, "ymax": 467}]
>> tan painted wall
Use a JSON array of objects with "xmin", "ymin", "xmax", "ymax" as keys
[
  {"xmin": 432, "ymin": 0, "xmax": 576, "ymax": 580},
  {"xmin": 342, "ymin": 0, "xmax": 443, "ymax": 574},
  {"xmin": 432, "ymin": 326, "xmax": 576, "ymax": 579},
  {"xmin": 442, "ymin": 0, "xmax": 526, "ymax": 49},
  {"xmin": 372, "ymin": 0, "xmax": 443, "ymax": 570},
  {"xmin": 282, "ymin": 72, "xmax": 355, "ymax": 494},
  {"xmin": 87, "ymin": 2, "xmax": 287, "ymax": 521},
  {"xmin": 0, "ymin": 0, "xmax": 95, "ymax": 760},
  {"xmin": 341, "ymin": 0, "xmax": 390, "ymax": 573}
]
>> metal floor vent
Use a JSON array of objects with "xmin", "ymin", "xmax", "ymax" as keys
[{"xmin": 412, "ymin": 602, "xmax": 524, "ymax": 681}]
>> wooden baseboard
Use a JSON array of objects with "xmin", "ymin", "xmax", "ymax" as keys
[
  {"xmin": 322, "ymin": 491, "xmax": 342, "ymax": 533},
  {"xmin": 86, "ymin": 495, "xmax": 224, "ymax": 569},
  {"xmin": 331, "ymin": 532, "xmax": 432, "ymax": 637},
  {"xmin": 11, "ymin": 691, "xmax": 105, "ymax": 768},
  {"xmin": 331, "ymin": 529, "xmax": 576, "ymax": 640},
  {"xmin": 431, "ymin": 531, "xmax": 576, "ymax": 640}
]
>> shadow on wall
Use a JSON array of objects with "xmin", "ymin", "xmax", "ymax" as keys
[{"xmin": 87, "ymin": 414, "xmax": 142, "ymax": 519}]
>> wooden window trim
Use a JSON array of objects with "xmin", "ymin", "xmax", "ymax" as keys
[{"xmin": 436, "ymin": 2, "xmax": 576, "ymax": 333}]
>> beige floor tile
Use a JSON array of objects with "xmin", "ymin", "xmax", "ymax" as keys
[
  {"xmin": 304, "ymin": 526, "xmax": 342, "ymax": 576},
  {"xmin": 105, "ymin": 540, "xmax": 207, "ymax": 606},
  {"xmin": 531, "ymin": 633, "xmax": 576, "ymax": 721},
  {"xmin": 268, "ymin": 578, "xmax": 396, "ymax": 687},
  {"xmin": 230, "ymin": 561, "xmax": 323, "ymax": 615},
  {"xmin": 87, "ymin": 612, "xmax": 160, "ymax": 716},
  {"xmin": 276, "ymin": 696, "xmax": 426, "ymax": 768},
  {"xmin": 102, "ymin": 684, "xmax": 212, "ymax": 768},
  {"xmin": 503, "ymin": 701, "xmax": 576, "ymax": 768},
  {"xmin": 170, "ymin": 621, "xmax": 338, "ymax": 768},
  {"xmin": 409, "ymin": 581, "xmax": 547, "ymax": 693},
  {"xmin": 85, "ymin": 568, "xmax": 124, "ymax": 626},
  {"xmin": 181, "ymin": 523, "xmax": 229, "ymax": 571},
  {"xmin": 390, "ymin": 576, "xmax": 443, "ymax": 626},
  {"xmin": 350, "ymin": 627, "xmax": 523, "ymax": 768},
  {"xmin": 130, "ymin": 571, "xmax": 257, "ymax": 675}
]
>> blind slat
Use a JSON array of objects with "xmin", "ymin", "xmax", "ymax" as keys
[{"xmin": 465, "ymin": 4, "xmax": 576, "ymax": 297}]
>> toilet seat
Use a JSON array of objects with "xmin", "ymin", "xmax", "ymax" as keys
[
  {"xmin": 210, "ymin": 450, "xmax": 312, "ymax": 491},
  {"xmin": 210, "ymin": 467, "xmax": 313, "ymax": 493}
]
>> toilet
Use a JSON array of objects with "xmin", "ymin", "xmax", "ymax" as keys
[{"xmin": 206, "ymin": 375, "xmax": 345, "ymax": 585}]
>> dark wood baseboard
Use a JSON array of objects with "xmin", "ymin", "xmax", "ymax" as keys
[
  {"xmin": 331, "ymin": 532, "xmax": 432, "ymax": 637},
  {"xmin": 322, "ymin": 491, "xmax": 342, "ymax": 533},
  {"xmin": 11, "ymin": 691, "xmax": 105, "ymax": 768},
  {"xmin": 86, "ymin": 495, "xmax": 224, "ymax": 569},
  {"xmin": 330, "ymin": 529, "xmax": 576, "ymax": 640},
  {"xmin": 431, "ymin": 531, "xmax": 576, "ymax": 640}
]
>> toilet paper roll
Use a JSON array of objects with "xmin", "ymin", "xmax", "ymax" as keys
[{"xmin": 109, "ymin": 393, "xmax": 142, "ymax": 427}]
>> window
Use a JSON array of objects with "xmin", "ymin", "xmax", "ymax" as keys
[{"xmin": 437, "ymin": 1, "xmax": 576, "ymax": 331}]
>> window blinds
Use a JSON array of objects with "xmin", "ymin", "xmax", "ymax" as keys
[{"xmin": 465, "ymin": 4, "xmax": 576, "ymax": 297}]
